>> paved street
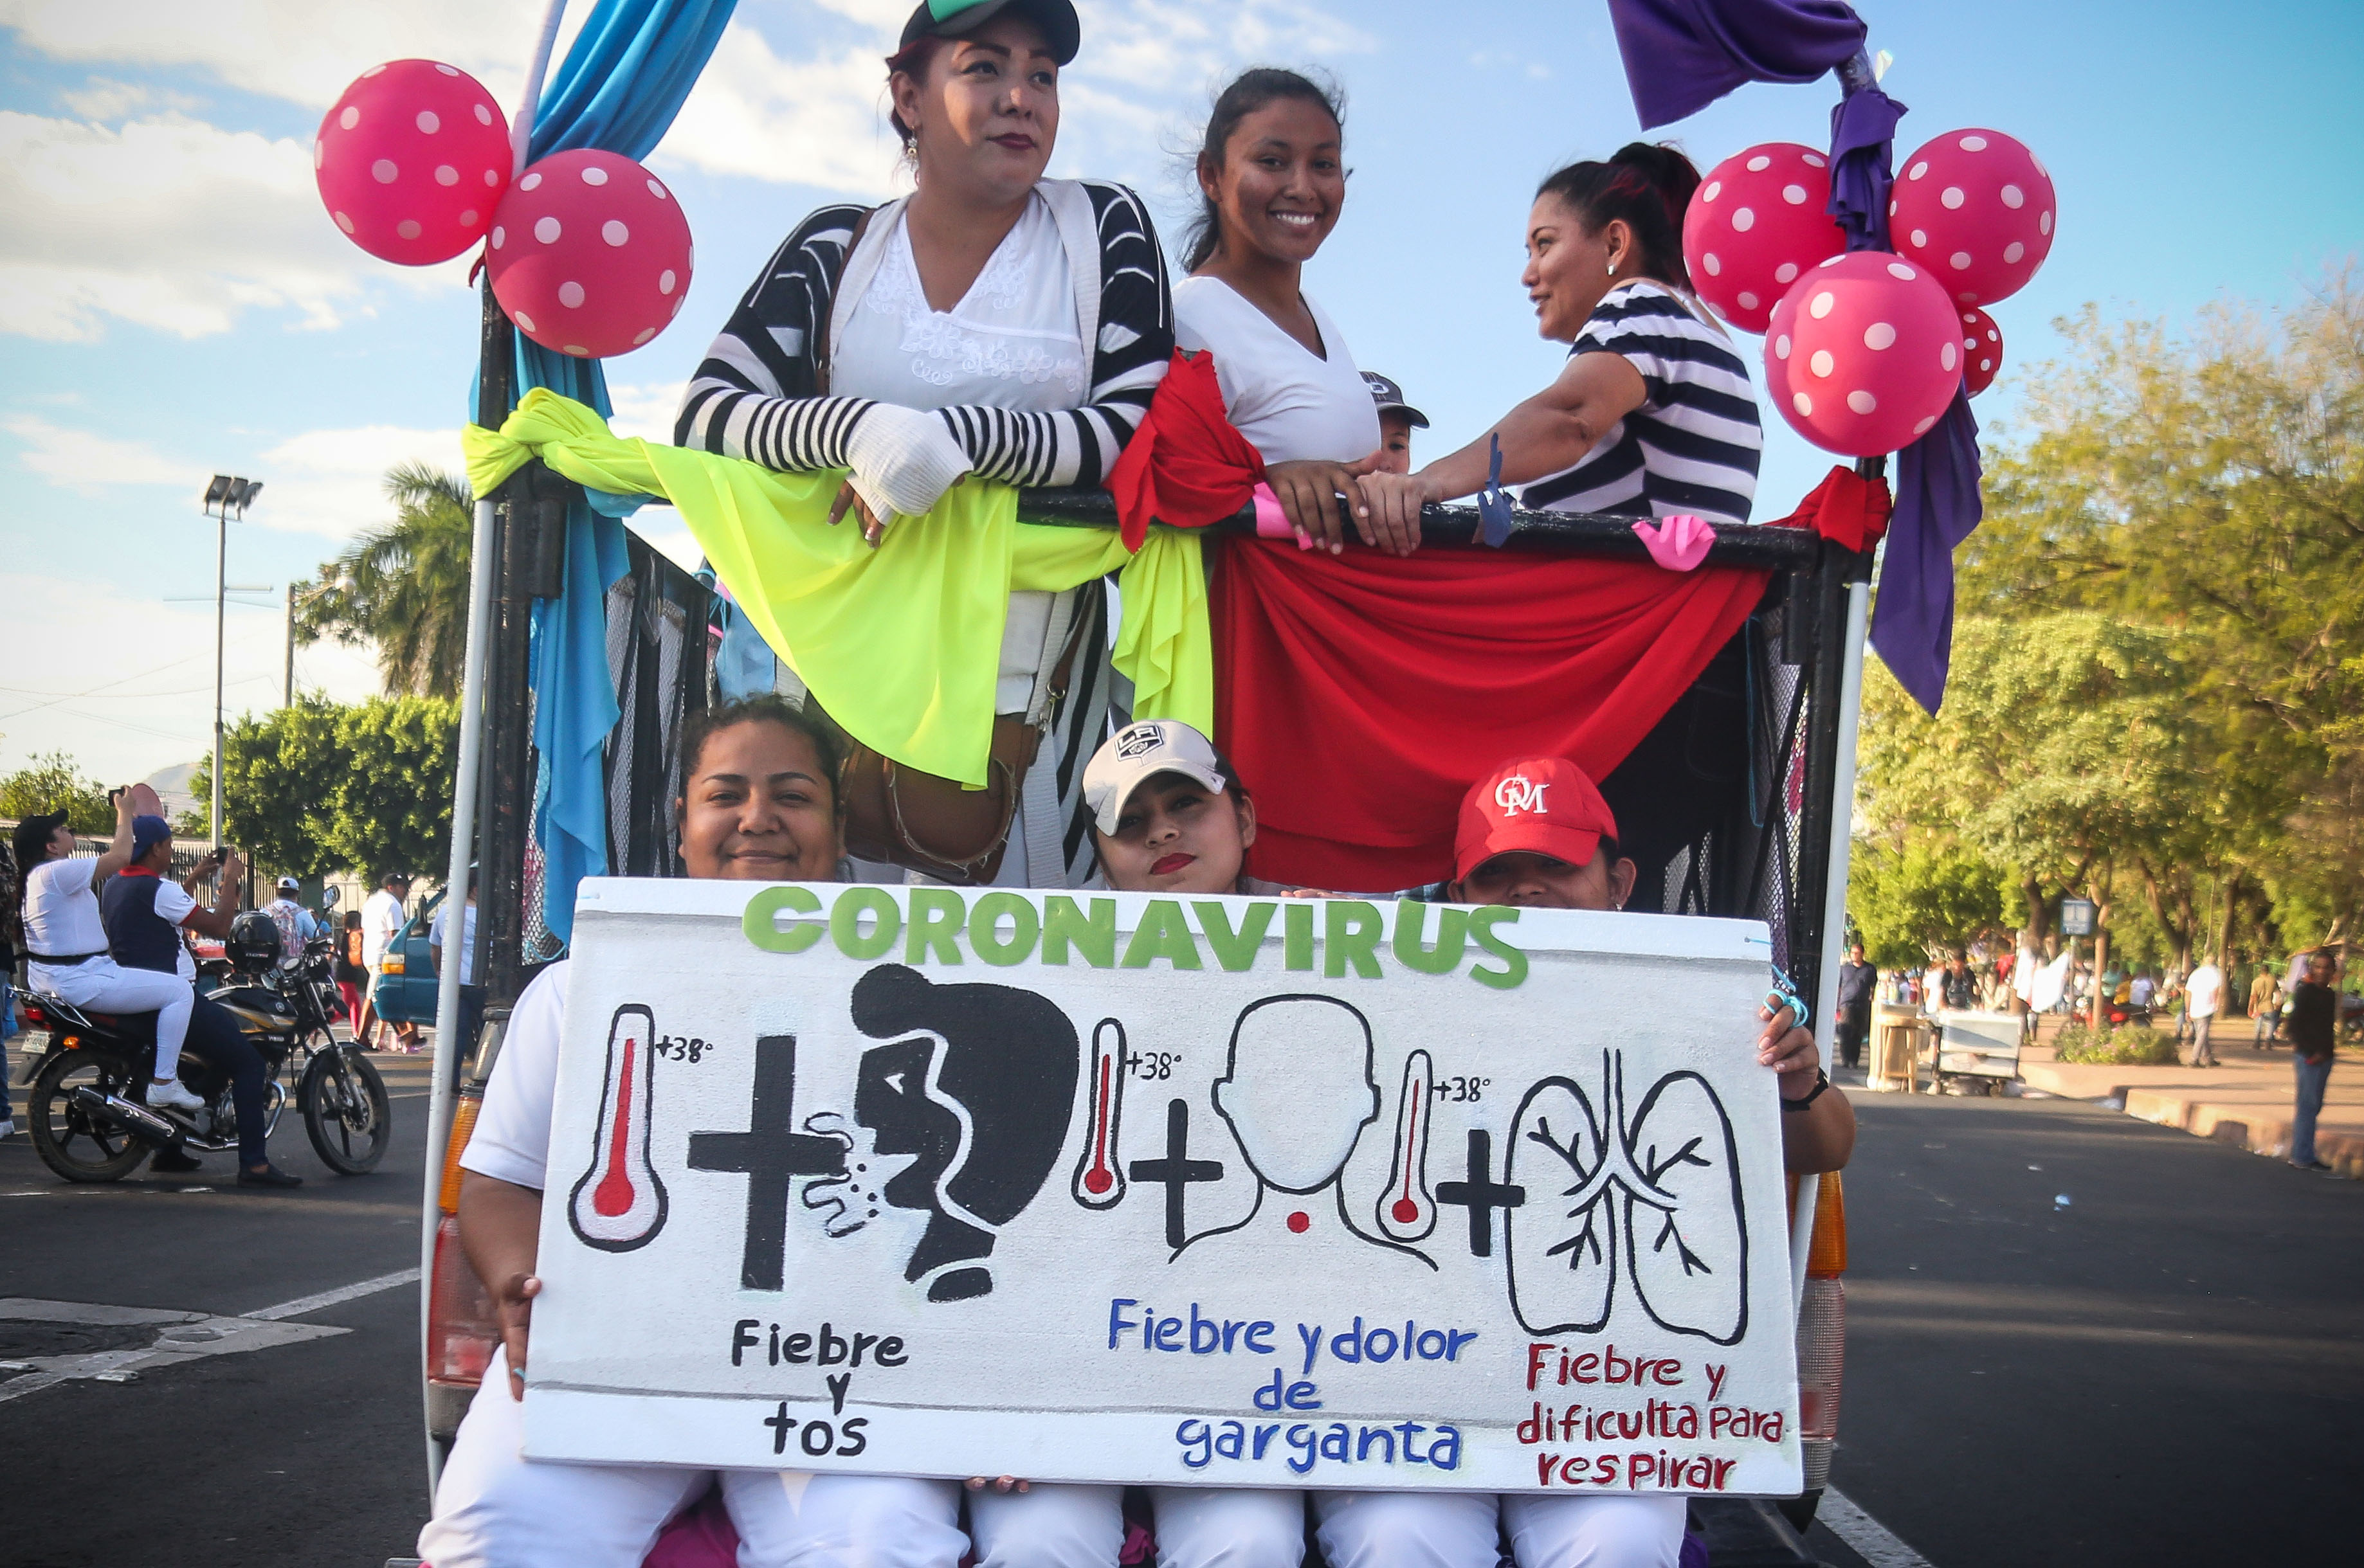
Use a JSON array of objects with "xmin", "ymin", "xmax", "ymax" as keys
[
  {"xmin": 0, "ymin": 1043, "xmax": 437, "ymax": 1568},
  {"xmin": 1822, "ymin": 1085, "xmax": 2363, "ymax": 1567},
  {"xmin": 3, "ymin": 1050, "xmax": 2358, "ymax": 1568}
]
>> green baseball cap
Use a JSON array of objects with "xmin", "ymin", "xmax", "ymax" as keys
[{"xmin": 900, "ymin": 0, "xmax": 1079, "ymax": 66}]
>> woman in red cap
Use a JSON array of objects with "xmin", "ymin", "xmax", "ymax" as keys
[{"xmin": 676, "ymin": 0, "xmax": 1168, "ymax": 892}]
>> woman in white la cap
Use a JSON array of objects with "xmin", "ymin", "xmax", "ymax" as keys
[
  {"xmin": 677, "ymin": 0, "xmax": 1171, "ymax": 890},
  {"xmin": 1077, "ymin": 717, "xmax": 1314, "ymax": 1566}
]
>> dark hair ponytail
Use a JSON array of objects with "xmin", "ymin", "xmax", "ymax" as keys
[
  {"xmin": 1182, "ymin": 67, "xmax": 1345, "ymax": 273},
  {"xmin": 1535, "ymin": 141, "xmax": 1702, "ymax": 291}
]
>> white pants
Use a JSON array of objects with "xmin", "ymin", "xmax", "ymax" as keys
[
  {"xmin": 32, "ymin": 959, "xmax": 194, "ymax": 1081},
  {"xmin": 419, "ymin": 1348, "xmax": 965, "ymax": 1568},
  {"xmin": 968, "ymin": 1484, "xmax": 1309, "ymax": 1568},
  {"xmin": 1316, "ymin": 1491, "xmax": 1685, "ymax": 1568}
]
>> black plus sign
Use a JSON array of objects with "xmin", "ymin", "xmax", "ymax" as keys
[
  {"xmin": 688, "ymin": 1035, "xmax": 846, "ymax": 1291},
  {"xmin": 1127, "ymin": 1097, "xmax": 1224, "ymax": 1250},
  {"xmin": 1435, "ymin": 1129, "xmax": 1525, "ymax": 1257}
]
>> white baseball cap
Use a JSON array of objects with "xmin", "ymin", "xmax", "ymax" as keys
[
  {"xmin": 277, "ymin": 875, "xmax": 301, "ymax": 892},
  {"xmin": 1082, "ymin": 720, "xmax": 1230, "ymax": 835}
]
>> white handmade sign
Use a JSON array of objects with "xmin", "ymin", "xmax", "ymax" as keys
[{"xmin": 523, "ymin": 878, "xmax": 1803, "ymax": 1497}]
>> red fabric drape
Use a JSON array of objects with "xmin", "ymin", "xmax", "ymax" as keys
[
  {"xmin": 1105, "ymin": 350, "xmax": 1264, "ymax": 551},
  {"xmin": 1216, "ymin": 541, "xmax": 1770, "ymax": 892},
  {"xmin": 1773, "ymin": 464, "xmax": 1892, "ymax": 550}
]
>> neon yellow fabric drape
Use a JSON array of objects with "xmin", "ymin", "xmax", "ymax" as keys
[{"xmin": 463, "ymin": 389, "xmax": 1210, "ymax": 788}]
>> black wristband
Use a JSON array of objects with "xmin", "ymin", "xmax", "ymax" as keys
[{"xmin": 1779, "ymin": 1068, "xmax": 1830, "ymax": 1113}]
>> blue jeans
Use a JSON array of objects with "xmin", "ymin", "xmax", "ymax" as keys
[
  {"xmin": 2292, "ymin": 1055, "xmax": 2334, "ymax": 1166},
  {"xmin": 1, "ymin": 979, "xmax": 14, "ymax": 1119},
  {"xmin": 182, "ymin": 997, "xmax": 269, "ymax": 1167}
]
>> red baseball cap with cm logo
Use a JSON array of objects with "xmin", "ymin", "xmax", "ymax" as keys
[{"xmin": 1455, "ymin": 757, "xmax": 1619, "ymax": 883}]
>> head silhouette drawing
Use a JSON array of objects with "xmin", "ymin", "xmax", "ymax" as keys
[
  {"xmin": 848, "ymin": 964, "xmax": 1080, "ymax": 1302},
  {"xmin": 1212, "ymin": 995, "xmax": 1381, "ymax": 1194}
]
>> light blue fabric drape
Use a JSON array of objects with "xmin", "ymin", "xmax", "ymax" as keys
[{"xmin": 482, "ymin": 0, "xmax": 737, "ymax": 944}]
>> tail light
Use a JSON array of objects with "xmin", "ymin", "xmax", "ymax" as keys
[
  {"xmin": 22, "ymin": 1004, "xmax": 48, "ymax": 1028},
  {"xmin": 426, "ymin": 1083, "xmax": 496, "ymax": 1389},
  {"xmin": 1796, "ymin": 1173, "xmax": 1847, "ymax": 1494},
  {"xmin": 428, "ymin": 1215, "xmax": 499, "ymax": 1385}
]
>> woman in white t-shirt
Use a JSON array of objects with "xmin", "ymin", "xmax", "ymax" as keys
[
  {"xmin": 1173, "ymin": 69, "xmax": 1392, "ymax": 555},
  {"xmin": 11, "ymin": 796, "xmax": 206, "ymax": 1111},
  {"xmin": 420, "ymin": 697, "xmax": 976, "ymax": 1568}
]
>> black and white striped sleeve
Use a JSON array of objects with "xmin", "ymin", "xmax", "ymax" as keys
[
  {"xmin": 928, "ymin": 182, "xmax": 1174, "ymax": 490},
  {"xmin": 673, "ymin": 204, "xmax": 877, "ymax": 473}
]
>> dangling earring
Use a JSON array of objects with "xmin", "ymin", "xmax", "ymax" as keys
[{"xmin": 1606, "ymin": 256, "xmax": 1618, "ymax": 276}]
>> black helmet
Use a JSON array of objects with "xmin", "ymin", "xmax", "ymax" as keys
[{"xmin": 227, "ymin": 910, "xmax": 284, "ymax": 973}]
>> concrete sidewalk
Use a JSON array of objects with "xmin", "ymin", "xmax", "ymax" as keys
[{"xmin": 2011, "ymin": 1020, "xmax": 2363, "ymax": 1177}]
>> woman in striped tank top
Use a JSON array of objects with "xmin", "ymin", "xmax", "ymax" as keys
[{"xmin": 1358, "ymin": 143, "xmax": 1761, "ymax": 546}]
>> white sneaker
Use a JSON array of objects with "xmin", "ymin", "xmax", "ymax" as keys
[
  {"xmin": 0, "ymin": 1119, "xmax": 14, "ymax": 1139},
  {"xmin": 145, "ymin": 1079, "xmax": 206, "ymax": 1113}
]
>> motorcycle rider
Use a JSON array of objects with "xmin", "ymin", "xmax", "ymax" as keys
[
  {"xmin": 13, "ymin": 795, "xmax": 206, "ymax": 1115},
  {"xmin": 100, "ymin": 816, "xmax": 303, "ymax": 1187}
]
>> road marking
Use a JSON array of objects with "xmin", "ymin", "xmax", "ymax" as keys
[
  {"xmin": 250, "ymin": 1266, "xmax": 421, "ymax": 1320},
  {"xmin": 1821, "ymin": 1487, "xmax": 1935, "ymax": 1568},
  {"xmin": 0, "ymin": 1297, "xmax": 346, "ymax": 1404}
]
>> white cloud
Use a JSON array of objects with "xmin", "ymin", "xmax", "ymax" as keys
[
  {"xmin": 0, "ymin": 0, "xmax": 569, "ymax": 114},
  {"xmin": 0, "ymin": 109, "xmax": 385, "ymax": 341},
  {"xmin": 57, "ymin": 75, "xmax": 205, "ymax": 120},
  {"xmin": 254, "ymin": 425, "xmax": 468, "ymax": 540},
  {"xmin": 5, "ymin": 415, "xmax": 190, "ymax": 492},
  {"xmin": 655, "ymin": 0, "xmax": 1377, "ymax": 195},
  {"xmin": 0, "ymin": 570, "xmax": 384, "ymax": 785},
  {"xmin": 606, "ymin": 379, "xmax": 690, "ymax": 444}
]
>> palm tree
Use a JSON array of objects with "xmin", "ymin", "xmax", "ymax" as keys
[{"xmin": 297, "ymin": 463, "xmax": 474, "ymax": 699}]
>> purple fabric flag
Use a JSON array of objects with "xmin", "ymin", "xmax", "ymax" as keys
[
  {"xmin": 1826, "ymin": 83, "xmax": 1904, "ymax": 252},
  {"xmin": 1873, "ymin": 389, "xmax": 1984, "ymax": 711},
  {"xmin": 1826, "ymin": 85, "xmax": 1986, "ymax": 714},
  {"xmin": 1605, "ymin": 0, "xmax": 1866, "ymax": 127}
]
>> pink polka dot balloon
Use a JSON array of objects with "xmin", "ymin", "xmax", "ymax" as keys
[
  {"xmin": 1889, "ymin": 129, "xmax": 2056, "ymax": 306},
  {"xmin": 486, "ymin": 150, "xmax": 693, "ymax": 359},
  {"xmin": 1683, "ymin": 142, "xmax": 1846, "ymax": 334},
  {"xmin": 1765, "ymin": 253, "xmax": 1963, "ymax": 457},
  {"xmin": 1959, "ymin": 306, "xmax": 2005, "ymax": 396},
  {"xmin": 315, "ymin": 60, "xmax": 511, "ymax": 266}
]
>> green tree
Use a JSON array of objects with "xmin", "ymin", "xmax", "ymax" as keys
[
  {"xmin": 296, "ymin": 462, "xmax": 474, "ymax": 699},
  {"xmin": 1859, "ymin": 611, "xmax": 2206, "ymax": 949},
  {"xmin": 1958, "ymin": 271, "xmax": 2364, "ymax": 946},
  {"xmin": 1849, "ymin": 841, "xmax": 2012, "ymax": 971},
  {"xmin": 0, "ymin": 752, "xmax": 113, "ymax": 834},
  {"xmin": 188, "ymin": 695, "xmax": 458, "ymax": 881},
  {"xmin": 0, "ymin": 757, "xmax": 114, "ymax": 842}
]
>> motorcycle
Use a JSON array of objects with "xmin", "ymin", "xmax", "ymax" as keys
[{"xmin": 17, "ymin": 916, "xmax": 392, "ymax": 1183}]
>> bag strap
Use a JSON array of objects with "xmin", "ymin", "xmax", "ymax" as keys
[{"xmin": 814, "ymin": 206, "xmax": 878, "ymax": 398}]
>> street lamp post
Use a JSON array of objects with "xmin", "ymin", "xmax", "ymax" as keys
[{"xmin": 200, "ymin": 475, "xmax": 264, "ymax": 850}]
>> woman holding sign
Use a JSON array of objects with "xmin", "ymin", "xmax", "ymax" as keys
[{"xmin": 418, "ymin": 696, "xmax": 974, "ymax": 1567}]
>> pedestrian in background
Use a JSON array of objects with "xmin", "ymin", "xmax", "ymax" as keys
[
  {"xmin": 334, "ymin": 910, "xmax": 368, "ymax": 1036},
  {"xmin": 359, "ymin": 872, "xmax": 415, "ymax": 1052},
  {"xmin": 2251, "ymin": 965, "xmax": 2283, "ymax": 1045},
  {"xmin": 2185, "ymin": 954, "xmax": 2224, "ymax": 1068},
  {"xmin": 2286, "ymin": 950, "xmax": 2340, "ymax": 1171},
  {"xmin": 0, "ymin": 831, "xmax": 20, "ymax": 1139},
  {"xmin": 1835, "ymin": 941, "xmax": 1875, "ymax": 1070},
  {"xmin": 262, "ymin": 876, "xmax": 320, "ymax": 970}
]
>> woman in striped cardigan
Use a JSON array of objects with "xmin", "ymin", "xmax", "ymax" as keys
[{"xmin": 675, "ymin": 0, "xmax": 1172, "ymax": 891}]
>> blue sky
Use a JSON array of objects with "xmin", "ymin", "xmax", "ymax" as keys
[{"xmin": 5, "ymin": 0, "xmax": 2360, "ymax": 784}]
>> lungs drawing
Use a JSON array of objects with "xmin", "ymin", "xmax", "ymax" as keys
[{"xmin": 1505, "ymin": 1051, "xmax": 1747, "ymax": 1346}]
